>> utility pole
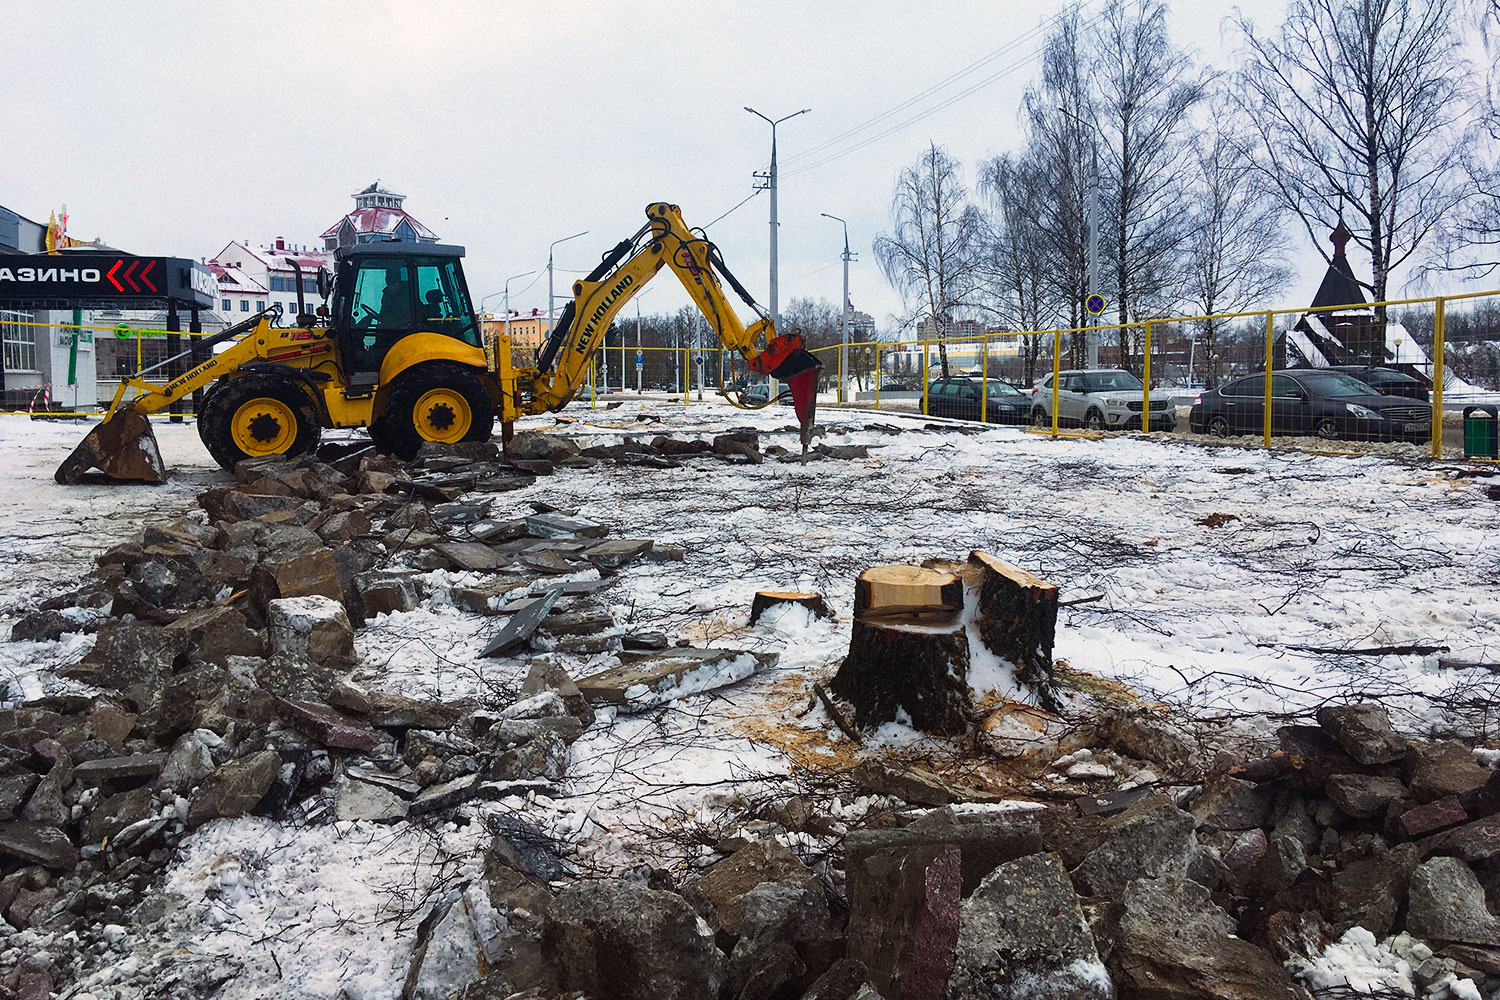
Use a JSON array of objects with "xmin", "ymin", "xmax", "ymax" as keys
[
  {"xmin": 745, "ymin": 106, "xmax": 810, "ymax": 334},
  {"xmin": 547, "ymin": 230, "xmax": 588, "ymax": 353},
  {"xmin": 821, "ymin": 213, "xmax": 857, "ymax": 405}
]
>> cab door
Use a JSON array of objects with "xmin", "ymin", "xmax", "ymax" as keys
[{"xmin": 339, "ymin": 259, "xmax": 415, "ymax": 379}]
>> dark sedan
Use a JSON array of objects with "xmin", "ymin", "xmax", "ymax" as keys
[
  {"xmin": 923, "ymin": 376, "xmax": 1030, "ymax": 424},
  {"xmin": 1327, "ymin": 365, "xmax": 1430, "ymax": 402},
  {"xmin": 1189, "ymin": 371, "xmax": 1432, "ymax": 442}
]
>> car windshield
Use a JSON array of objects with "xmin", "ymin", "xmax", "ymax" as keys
[
  {"xmin": 1299, "ymin": 372, "xmax": 1381, "ymax": 397},
  {"xmin": 1082, "ymin": 371, "xmax": 1144, "ymax": 391},
  {"xmin": 985, "ymin": 380, "xmax": 1023, "ymax": 397}
]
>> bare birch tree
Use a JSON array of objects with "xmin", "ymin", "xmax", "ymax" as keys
[
  {"xmin": 1184, "ymin": 122, "xmax": 1294, "ymax": 385},
  {"xmin": 1231, "ymin": 0, "xmax": 1472, "ymax": 314},
  {"xmin": 1092, "ymin": 0, "xmax": 1209, "ymax": 366},
  {"xmin": 874, "ymin": 142, "xmax": 985, "ymax": 378},
  {"xmin": 977, "ymin": 153, "xmax": 1063, "ymax": 385}
]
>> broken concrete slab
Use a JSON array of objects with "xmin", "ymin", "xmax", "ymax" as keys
[
  {"xmin": 277, "ymin": 699, "xmax": 381, "ymax": 752},
  {"xmin": 480, "ymin": 587, "xmax": 564, "ymax": 658},
  {"xmin": 70, "ymin": 753, "xmax": 167, "ymax": 788},
  {"xmin": 435, "ymin": 542, "xmax": 508, "ymax": 573},
  {"xmin": 575, "ymin": 648, "xmax": 777, "ymax": 710},
  {"xmin": 581, "ymin": 539, "xmax": 653, "ymax": 569},
  {"xmin": 186, "ymin": 750, "xmax": 282, "ymax": 828},
  {"xmin": 525, "ymin": 512, "xmax": 607, "ymax": 539},
  {"xmin": 0, "ymin": 821, "xmax": 78, "ymax": 871},
  {"xmin": 267, "ymin": 595, "xmax": 355, "ymax": 667},
  {"xmin": 335, "ymin": 774, "xmax": 408, "ymax": 823}
]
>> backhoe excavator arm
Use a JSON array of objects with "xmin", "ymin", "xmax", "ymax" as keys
[{"xmin": 519, "ymin": 203, "xmax": 820, "ymax": 429}]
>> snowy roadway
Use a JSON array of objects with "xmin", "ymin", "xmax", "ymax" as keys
[{"xmin": 4, "ymin": 405, "xmax": 1500, "ymax": 999}]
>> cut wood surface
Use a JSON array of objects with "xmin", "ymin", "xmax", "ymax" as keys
[
  {"xmin": 749, "ymin": 591, "xmax": 833, "ymax": 625},
  {"xmin": 852, "ymin": 564, "xmax": 963, "ymax": 620}
]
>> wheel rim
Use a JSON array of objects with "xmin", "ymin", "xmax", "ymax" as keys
[
  {"xmin": 1032, "ymin": 409, "xmax": 1047, "ymax": 427},
  {"xmin": 1087, "ymin": 411, "xmax": 1103, "ymax": 429},
  {"xmin": 1209, "ymin": 417, "xmax": 1228, "ymax": 437},
  {"xmin": 231, "ymin": 398, "xmax": 297, "ymax": 456},
  {"xmin": 414, "ymin": 387, "xmax": 472, "ymax": 443},
  {"xmin": 1317, "ymin": 420, "xmax": 1339, "ymax": 440}
]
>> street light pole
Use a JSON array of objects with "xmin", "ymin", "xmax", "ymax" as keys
[
  {"xmin": 503, "ymin": 270, "xmax": 536, "ymax": 365},
  {"xmin": 547, "ymin": 229, "xmax": 588, "ymax": 352},
  {"xmin": 745, "ymin": 106, "xmax": 810, "ymax": 335},
  {"xmin": 821, "ymin": 213, "xmax": 856, "ymax": 405}
]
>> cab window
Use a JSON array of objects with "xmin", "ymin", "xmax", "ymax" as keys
[
  {"xmin": 413, "ymin": 259, "xmax": 479, "ymax": 346},
  {"xmin": 351, "ymin": 262, "xmax": 413, "ymax": 330}
]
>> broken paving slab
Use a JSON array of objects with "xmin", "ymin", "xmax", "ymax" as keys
[
  {"xmin": 435, "ymin": 541, "xmax": 509, "ymax": 573},
  {"xmin": 582, "ymin": 539, "xmax": 654, "ymax": 570},
  {"xmin": 576, "ymin": 647, "xmax": 778, "ymax": 711},
  {"xmin": 451, "ymin": 576, "xmax": 540, "ymax": 615},
  {"xmin": 525, "ymin": 512, "xmax": 608, "ymax": 539},
  {"xmin": 520, "ymin": 550, "xmax": 591, "ymax": 575},
  {"xmin": 481, "ymin": 586, "xmax": 564, "ymax": 657},
  {"xmin": 71, "ymin": 753, "xmax": 168, "ymax": 788},
  {"xmin": 277, "ymin": 699, "xmax": 381, "ymax": 752}
]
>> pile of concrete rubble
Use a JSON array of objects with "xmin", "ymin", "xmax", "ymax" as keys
[{"xmin": 4, "ymin": 425, "xmax": 1500, "ymax": 999}]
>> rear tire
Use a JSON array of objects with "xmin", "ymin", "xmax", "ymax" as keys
[
  {"xmin": 1315, "ymin": 417, "xmax": 1341, "ymax": 441},
  {"xmin": 199, "ymin": 374, "xmax": 321, "ymax": 471},
  {"xmin": 1207, "ymin": 415, "xmax": 1230, "ymax": 437},
  {"xmin": 374, "ymin": 361, "xmax": 494, "ymax": 460},
  {"xmin": 1031, "ymin": 407, "xmax": 1049, "ymax": 428}
]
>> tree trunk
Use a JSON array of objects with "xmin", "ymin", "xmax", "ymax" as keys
[
  {"xmin": 966, "ymin": 551, "xmax": 1062, "ymax": 714},
  {"xmin": 832, "ymin": 565, "xmax": 973, "ymax": 735}
]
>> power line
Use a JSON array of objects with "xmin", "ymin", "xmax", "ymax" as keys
[
  {"xmin": 783, "ymin": 2, "xmax": 1106, "ymax": 179},
  {"xmin": 703, "ymin": 189, "xmax": 763, "ymax": 230},
  {"xmin": 783, "ymin": 0, "xmax": 1093, "ymax": 168}
]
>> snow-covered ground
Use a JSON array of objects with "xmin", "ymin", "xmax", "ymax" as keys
[{"xmin": 6, "ymin": 403, "xmax": 1500, "ymax": 1000}]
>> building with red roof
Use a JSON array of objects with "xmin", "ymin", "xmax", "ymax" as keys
[{"xmin": 320, "ymin": 181, "xmax": 438, "ymax": 250}]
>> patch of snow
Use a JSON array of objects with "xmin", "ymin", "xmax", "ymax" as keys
[{"xmin": 1288, "ymin": 926, "xmax": 1415, "ymax": 997}]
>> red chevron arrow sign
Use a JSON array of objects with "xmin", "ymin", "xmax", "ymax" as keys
[{"xmin": 0, "ymin": 252, "xmax": 209, "ymax": 306}]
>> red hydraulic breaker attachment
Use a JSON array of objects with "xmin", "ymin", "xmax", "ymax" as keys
[{"xmin": 751, "ymin": 332, "xmax": 823, "ymax": 458}]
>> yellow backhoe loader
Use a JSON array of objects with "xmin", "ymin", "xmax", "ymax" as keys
[{"xmin": 55, "ymin": 202, "xmax": 820, "ymax": 485}]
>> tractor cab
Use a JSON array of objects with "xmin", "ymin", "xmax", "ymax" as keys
[{"xmin": 327, "ymin": 242, "xmax": 481, "ymax": 389}]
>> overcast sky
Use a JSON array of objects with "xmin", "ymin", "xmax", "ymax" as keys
[{"xmin": 1, "ymin": 0, "xmax": 1396, "ymax": 332}]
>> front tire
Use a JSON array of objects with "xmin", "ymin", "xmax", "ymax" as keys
[
  {"xmin": 1084, "ymin": 408, "xmax": 1106, "ymax": 431},
  {"xmin": 199, "ymin": 374, "xmax": 322, "ymax": 471},
  {"xmin": 374, "ymin": 362, "xmax": 494, "ymax": 460}
]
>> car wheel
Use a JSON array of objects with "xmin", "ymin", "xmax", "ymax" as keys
[
  {"xmin": 1207, "ymin": 415, "xmax": 1230, "ymax": 438},
  {"xmin": 1031, "ymin": 407, "xmax": 1049, "ymax": 428},
  {"xmin": 199, "ymin": 373, "xmax": 322, "ymax": 471},
  {"xmin": 1315, "ymin": 417, "xmax": 1341, "ymax": 441},
  {"xmin": 374, "ymin": 361, "xmax": 494, "ymax": 460},
  {"xmin": 1084, "ymin": 408, "xmax": 1105, "ymax": 431}
]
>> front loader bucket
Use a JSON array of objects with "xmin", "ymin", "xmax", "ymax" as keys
[{"xmin": 54, "ymin": 407, "xmax": 166, "ymax": 485}]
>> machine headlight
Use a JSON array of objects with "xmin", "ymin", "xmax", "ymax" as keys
[
  {"xmin": 1103, "ymin": 396, "xmax": 1125, "ymax": 407},
  {"xmin": 1345, "ymin": 403, "xmax": 1382, "ymax": 419}
]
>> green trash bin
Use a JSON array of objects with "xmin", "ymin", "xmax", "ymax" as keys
[{"xmin": 1464, "ymin": 405, "xmax": 1498, "ymax": 459}]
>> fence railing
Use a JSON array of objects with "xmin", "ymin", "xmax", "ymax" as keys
[{"xmin": 800, "ymin": 289, "xmax": 1500, "ymax": 461}]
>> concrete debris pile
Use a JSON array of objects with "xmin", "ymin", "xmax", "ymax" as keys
[
  {"xmin": 386, "ymin": 701, "xmax": 1500, "ymax": 1000},
  {"xmin": 0, "ymin": 429, "xmax": 790, "ymax": 995}
]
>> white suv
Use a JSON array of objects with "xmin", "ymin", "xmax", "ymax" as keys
[{"xmin": 1030, "ymin": 369, "xmax": 1177, "ymax": 431}]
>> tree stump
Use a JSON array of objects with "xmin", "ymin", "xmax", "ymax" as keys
[
  {"xmin": 966, "ymin": 551, "xmax": 1062, "ymax": 713},
  {"xmin": 749, "ymin": 591, "xmax": 832, "ymax": 625},
  {"xmin": 830, "ymin": 566, "xmax": 974, "ymax": 735}
]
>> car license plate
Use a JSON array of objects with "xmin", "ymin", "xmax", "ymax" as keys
[{"xmin": 1404, "ymin": 421, "xmax": 1431, "ymax": 434}]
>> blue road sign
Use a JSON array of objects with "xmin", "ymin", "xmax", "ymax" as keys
[{"xmin": 1086, "ymin": 294, "xmax": 1107, "ymax": 316}]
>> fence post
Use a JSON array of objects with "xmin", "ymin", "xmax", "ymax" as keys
[
  {"xmin": 980, "ymin": 333, "xmax": 989, "ymax": 423},
  {"xmin": 876, "ymin": 346, "xmax": 882, "ymax": 410},
  {"xmin": 837, "ymin": 341, "xmax": 845, "ymax": 408},
  {"xmin": 1142, "ymin": 322, "xmax": 1152, "ymax": 435},
  {"xmin": 683, "ymin": 349, "xmax": 690, "ymax": 406},
  {"xmin": 590, "ymin": 354, "xmax": 597, "ymax": 408},
  {"xmin": 1263, "ymin": 312, "xmax": 1274, "ymax": 447},
  {"xmin": 1433, "ymin": 297, "xmax": 1445, "ymax": 460},
  {"xmin": 1050, "ymin": 329, "xmax": 1061, "ymax": 436},
  {"xmin": 922, "ymin": 339, "xmax": 930, "ymax": 416}
]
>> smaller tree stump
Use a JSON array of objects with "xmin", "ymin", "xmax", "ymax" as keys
[
  {"xmin": 966, "ymin": 550, "xmax": 1062, "ymax": 713},
  {"xmin": 749, "ymin": 591, "xmax": 832, "ymax": 625},
  {"xmin": 831, "ymin": 565, "xmax": 974, "ymax": 735}
]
